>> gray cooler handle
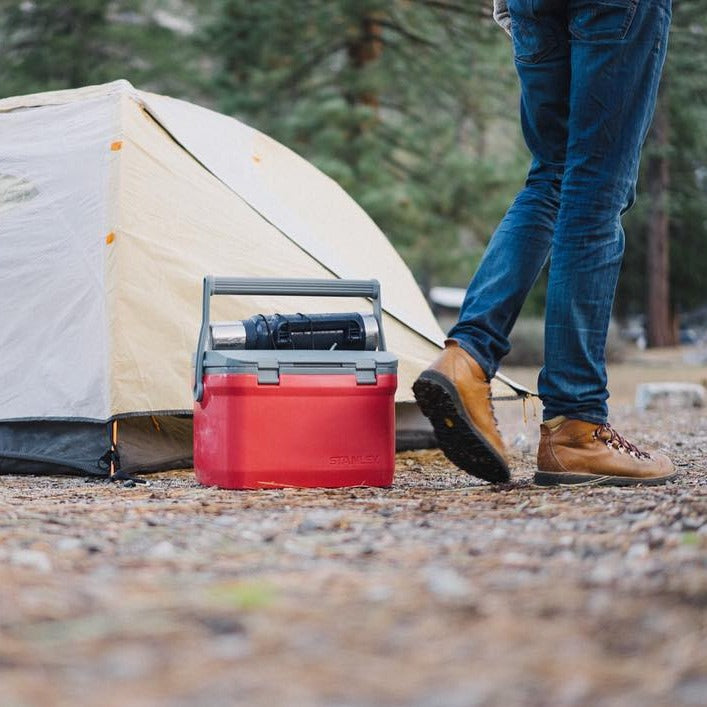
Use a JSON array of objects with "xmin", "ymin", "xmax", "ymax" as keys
[{"xmin": 194, "ymin": 276, "xmax": 386, "ymax": 401}]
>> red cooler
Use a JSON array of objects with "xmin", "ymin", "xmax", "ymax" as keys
[{"xmin": 193, "ymin": 277, "xmax": 397, "ymax": 489}]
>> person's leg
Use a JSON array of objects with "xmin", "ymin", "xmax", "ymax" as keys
[
  {"xmin": 448, "ymin": 164, "xmax": 561, "ymax": 378},
  {"xmin": 449, "ymin": 0, "xmax": 570, "ymax": 379},
  {"xmin": 415, "ymin": 0, "xmax": 570, "ymax": 482},
  {"xmin": 535, "ymin": 0, "xmax": 675, "ymax": 487},
  {"xmin": 539, "ymin": 0, "xmax": 672, "ymax": 423}
]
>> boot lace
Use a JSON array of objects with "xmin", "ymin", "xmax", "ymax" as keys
[{"xmin": 593, "ymin": 423, "xmax": 651, "ymax": 460}]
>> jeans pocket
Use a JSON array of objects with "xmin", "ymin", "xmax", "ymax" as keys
[
  {"xmin": 511, "ymin": 14, "xmax": 559, "ymax": 64},
  {"xmin": 569, "ymin": 0, "xmax": 639, "ymax": 41}
]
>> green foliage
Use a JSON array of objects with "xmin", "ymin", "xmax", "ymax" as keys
[
  {"xmin": 0, "ymin": 0, "xmax": 703, "ymax": 323},
  {"xmin": 207, "ymin": 581, "xmax": 276, "ymax": 610},
  {"xmin": 205, "ymin": 0, "xmax": 525, "ymax": 293},
  {"xmin": 0, "ymin": 0, "xmax": 203, "ymax": 97}
]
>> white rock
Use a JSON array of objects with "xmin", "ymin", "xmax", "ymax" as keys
[
  {"xmin": 588, "ymin": 562, "xmax": 618, "ymax": 585},
  {"xmin": 11, "ymin": 549, "xmax": 52, "ymax": 573},
  {"xmin": 147, "ymin": 540, "xmax": 177, "ymax": 559},
  {"xmin": 635, "ymin": 382, "xmax": 705, "ymax": 411},
  {"xmin": 424, "ymin": 567, "xmax": 471, "ymax": 600},
  {"xmin": 56, "ymin": 537, "xmax": 82, "ymax": 552},
  {"xmin": 627, "ymin": 543, "xmax": 649, "ymax": 560},
  {"xmin": 512, "ymin": 433, "xmax": 531, "ymax": 453}
]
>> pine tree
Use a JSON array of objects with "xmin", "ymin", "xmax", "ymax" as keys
[
  {"xmin": 0, "ymin": 0, "xmax": 203, "ymax": 98},
  {"xmin": 205, "ymin": 0, "xmax": 524, "ymax": 292}
]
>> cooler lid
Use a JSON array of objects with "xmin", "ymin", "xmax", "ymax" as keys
[{"xmin": 200, "ymin": 349, "xmax": 397, "ymax": 385}]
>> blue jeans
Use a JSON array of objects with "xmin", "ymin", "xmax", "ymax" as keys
[{"xmin": 449, "ymin": 0, "xmax": 671, "ymax": 423}]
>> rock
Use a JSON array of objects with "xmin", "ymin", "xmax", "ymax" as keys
[
  {"xmin": 647, "ymin": 528, "xmax": 667, "ymax": 549},
  {"xmin": 10, "ymin": 549, "xmax": 52, "ymax": 573},
  {"xmin": 512, "ymin": 433, "xmax": 531, "ymax": 453},
  {"xmin": 587, "ymin": 562, "xmax": 619, "ymax": 586},
  {"xmin": 627, "ymin": 543, "xmax": 649, "ymax": 560},
  {"xmin": 635, "ymin": 382, "xmax": 705, "ymax": 411},
  {"xmin": 682, "ymin": 517, "xmax": 705, "ymax": 532},
  {"xmin": 424, "ymin": 567, "xmax": 471, "ymax": 600},
  {"xmin": 297, "ymin": 517, "xmax": 323, "ymax": 533},
  {"xmin": 148, "ymin": 540, "xmax": 177, "ymax": 559},
  {"xmin": 297, "ymin": 510, "xmax": 350, "ymax": 533},
  {"xmin": 56, "ymin": 537, "xmax": 83, "ymax": 553},
  {"xmin": 209, "ymin": 634, "xmax": 251, "ymax": 660},
  {"xmin": 99, "ymin": 644, "xmax": 157, "ymax": 680},
  {"xmin": 500, "ymin": 552, "xmax": 535, "ymax": 567}
]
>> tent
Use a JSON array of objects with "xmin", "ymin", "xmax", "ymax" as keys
[{"xmin": 0, "ymin": 80, "xmax": 450, "ymax": 477}]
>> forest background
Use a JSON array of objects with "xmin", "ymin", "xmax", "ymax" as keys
[{"xmin": 1, "ymin": 0, "xmax": 705, "ymax": 348}]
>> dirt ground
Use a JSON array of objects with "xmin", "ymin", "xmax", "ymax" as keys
[{"xmin": 1, "ymin": 352, "xmax": 706, "ymax": 707}]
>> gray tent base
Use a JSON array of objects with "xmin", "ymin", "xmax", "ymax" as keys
[{"xmin": 0, "ymin": 416, "xmax": 193, "ymax": 477}]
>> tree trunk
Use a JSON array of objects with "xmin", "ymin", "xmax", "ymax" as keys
[
  {"xmin": 346, "ymin": 12, "xmax": 383, "ymax": 108},
  {"xmin": 645, "ymin": 89, "xmax": 677, "ymax": 347}
]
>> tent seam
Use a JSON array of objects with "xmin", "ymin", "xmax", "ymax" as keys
[{"xmin": 137, "ymin": 103, "xmax": 443, "ymax": 350}]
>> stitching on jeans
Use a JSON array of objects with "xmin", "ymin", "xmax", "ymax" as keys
[
  {"xmin": 620, "ymin": 0, "xmax": 639, "ymax": 40},
  {"xmin": 569, "ymin": 0, "xmax": 639, "ymax": 42}
]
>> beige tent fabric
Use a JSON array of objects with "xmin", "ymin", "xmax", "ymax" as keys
[
  {"xmin": 0, "ymin": 81, "xmax": 445, "ymax": 420},
  {"xmin": 0, "ymin": 80, "xmax": 131, "ymax": 112},
  {"xmin": 111, "ymin": 94, "xmax": 441, "ymax": 413},
  {"xmin": 138, "ymin": 90, "xmax": 444, "ymax": 346}
]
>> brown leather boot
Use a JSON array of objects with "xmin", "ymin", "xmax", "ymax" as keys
[
  {"xmin": 536, "ymin": 416, "xmax": 676, "ymax": 486},
  {"xmin": 413, "ymin": 340, "xmax": 509, "ymax": 482}
]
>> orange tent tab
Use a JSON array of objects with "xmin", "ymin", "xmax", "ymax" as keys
[
  {"xmin": 110, "ymin": 140, "xmax": 122, "ymax": 151},
  {"xmin": 105, "ymin": 232, "xmax": 115, "ymax": 244}
]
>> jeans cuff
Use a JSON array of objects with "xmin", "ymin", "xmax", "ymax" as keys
[{"xmin": 541, "ymin": 410, "xmax": 608, "ymax": 425}]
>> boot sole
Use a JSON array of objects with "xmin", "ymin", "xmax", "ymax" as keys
[
  {"xmin": 413, "ymin": 370, "xmax": 510, "ymax": 483},
  {"xmin": 534, "ymin": 470, "xmax": 678, "ymax": 487}
]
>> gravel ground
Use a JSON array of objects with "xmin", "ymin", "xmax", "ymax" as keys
[{"xmin": 1, "ymin": 391, "xmax": 705, "ymax": 706}]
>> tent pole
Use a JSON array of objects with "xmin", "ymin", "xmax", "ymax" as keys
[{"xmin": 109, "ymin": 419, "xmax": 118, "ymax": 479}]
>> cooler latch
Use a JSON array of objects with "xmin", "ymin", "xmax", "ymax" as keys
[
  {"xmin": 355, "ymin": 360, "xmax": 377, "ymax": 385},
  {"xmin": 257, "ymin": 361, "xmax": 280, "ymax": 385}
]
